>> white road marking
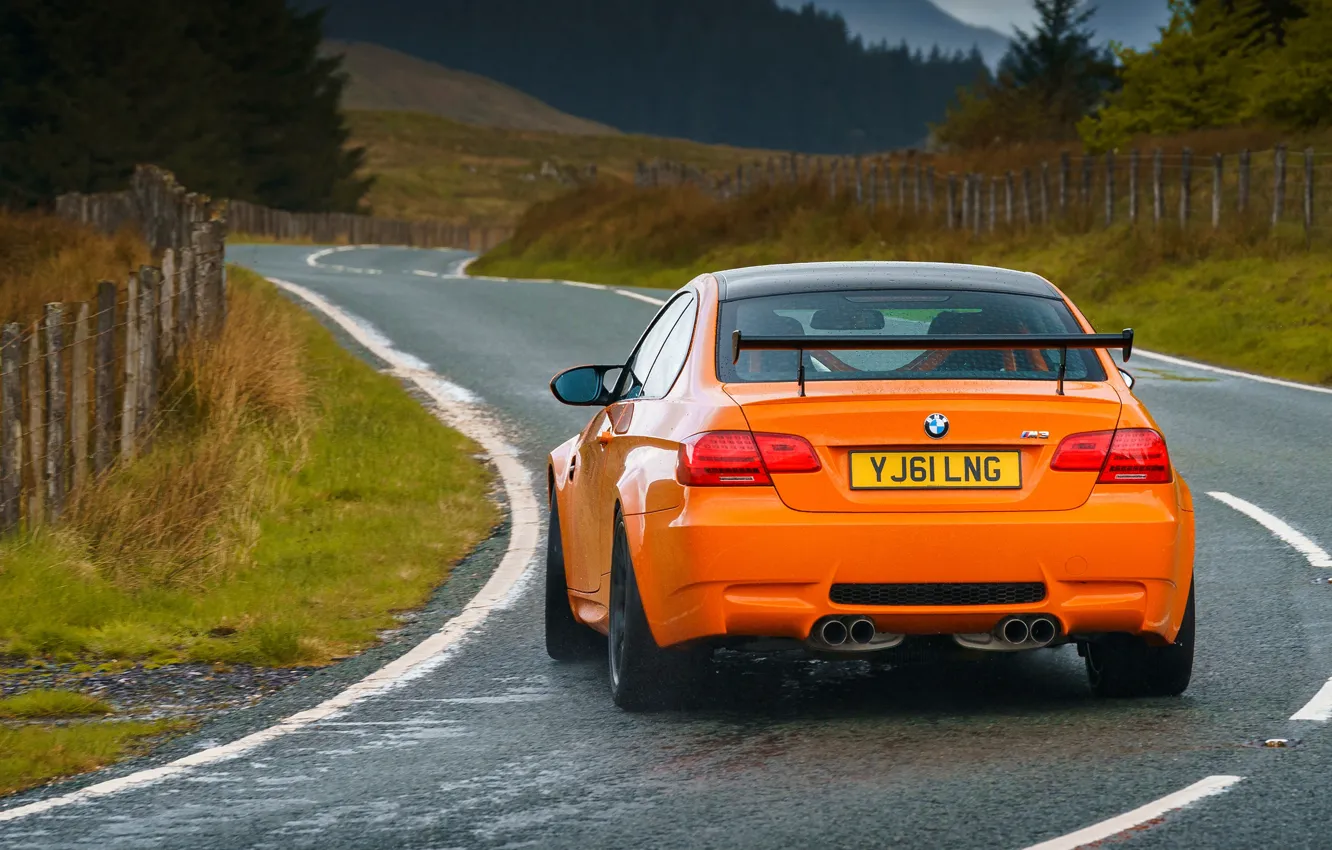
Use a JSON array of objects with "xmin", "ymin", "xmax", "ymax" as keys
[
  {"xmin": 560, "ymin": 280, "xmax": 608, "ymax": 290},
  {"xmin": 1019, "ymin": 776, "xmax": 1243, "ymax": 850},
  {"xmin": 1208, "ymin": 492, "xmax": 1332, "ymax": 568},
  {"xmin": 1134, "ymin": 349, "xmax": 1332, "ymax": 396},
  {"xmin": 305, "ymin": 245, "xmax": 384, "ymax": 275},
  {"xmin": 0, "ymin": 277, "xmax": 540, "ymax": 823},
  {"xmin": 1291, "ymin": 678, "xmax": 1332, "ymax": 722},
  {"xmin": 412, "ymin": 269, "xmax": 441, "ymax": 279},
  {"xmin": 614, "ymin": 289, "xmax": 667, "ymax": 306}
]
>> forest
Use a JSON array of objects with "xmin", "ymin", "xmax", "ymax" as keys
[
  {"xmin": 310, "ymin": 0, "xmax": 992, "ymax": 154},
  {"xmin": 0, "ymin": 0, "xmax": 365, "ymax": 211}
]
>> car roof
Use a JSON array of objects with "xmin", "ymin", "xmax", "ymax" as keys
[{"xmin": 712, "ymin": 262, "xmax": 1063, "ymax": 302}]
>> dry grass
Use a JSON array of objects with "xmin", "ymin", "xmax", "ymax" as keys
[
  {"xmin": 0, "ymin": 212, "xmax": 150, "ymax": 325},
  {"xmin": 68, "ymin": 273, "xmax": 309, "ymax": 590}
]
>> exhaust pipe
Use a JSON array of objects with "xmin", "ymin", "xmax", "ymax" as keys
[
  {"xmin": 1000, "ymin": 617, "xmax": 1029, "ymax": 645},
  {"xmin": 1028, "ymin": 617, "xmax": 1058, "ymax": 647},
  {"xmin": 848, "ymin": 618, "xmax": 876, "ymax": 645},
  {"xmin": 820, "ymin": 619, "xmax": 848, "ymax": 646}
]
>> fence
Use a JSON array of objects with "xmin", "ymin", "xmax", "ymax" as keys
[
  {"xmin": 637, "ymin": 146, "xmax": 1332, "ymax": 241},
  {"xmin": 2, "ymin": 167, "xmax": 226, "ymax": 533},
  {"xmin": 227, "ymin": 201, "xmax": 512, "ymax": 252}
]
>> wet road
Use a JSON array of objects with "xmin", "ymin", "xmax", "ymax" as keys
[{"xmin": 3, "ymin": 244, "xmax": 1331, "ymax": 849}]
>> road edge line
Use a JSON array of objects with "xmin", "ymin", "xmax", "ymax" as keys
[
  {"xmin": 1207, "ymin": 491, "xmax": 1332, "ymax": 568},
  {"xmin": 0, "ymin": 277, "xmax": 540, "ymax": 823},
  {"xmin": 1019, "ymin": 775, "xmax": 1243, "ymax": 850},
  {"xmin": 1291, "ymin": 678, "xmax": 1332, "ymax": 722},
  {"xmin": 1133, "ymin": 349, "xmax": 1332, "ymax": 396}
]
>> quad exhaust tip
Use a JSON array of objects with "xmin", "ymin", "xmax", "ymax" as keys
[
  {"xmin": 1028, "ymin": 617, "xmax": 1057, "ymax": 647},
  {"xmin": 1000, "ymin": 617, "xmax": 1030, "ymax": 645},
  {"xmin": 848, "ymin": 617, "xmax": 876, "ymax": 645},
  {"xmin": 820, "ymin": 618, "xmax": 848, "ymax": 646}
]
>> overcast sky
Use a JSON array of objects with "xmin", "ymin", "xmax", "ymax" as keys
[{"xmin": 930, "ymin": 0, "xmax": 1038, "ymax": 32}]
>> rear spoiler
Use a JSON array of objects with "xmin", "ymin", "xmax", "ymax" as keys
[{"xmin": 730, "ymin": 328, "xmax": 1134, "ymax": 397}]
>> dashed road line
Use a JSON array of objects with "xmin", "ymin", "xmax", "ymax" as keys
[
  {"xmin": 1134, "ymin": 349, "xmax": 1332, "ymax": 397},
  {"xmin": 1019, "ymin": 776, "xmax": 1244, "ymax": 850},
  {"xmin": 1207, "ymin": 492, "xmax": 1332, "ymax": 568},
  {"xmin": 615, "ymin": 288, "xmax": 667, "ymax": 306},
  {"xmin": 0, "ymin": 277, "xmax": 540, "ymax": 824}
]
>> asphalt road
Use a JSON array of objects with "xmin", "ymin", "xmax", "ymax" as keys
[{"xmin": 3, "ymin": 244, "xmax": 1331, "ymax": 849}]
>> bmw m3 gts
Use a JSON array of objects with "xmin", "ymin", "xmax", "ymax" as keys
[{"xmin": 545, "ymin": 262, "xmax": 1194, "ymax": 710}]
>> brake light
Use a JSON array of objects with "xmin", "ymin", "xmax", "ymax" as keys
[
  {"xmin": 754, "ymin": 433, "xmax": 822, "ymax": 474},
  {"xmin": 1050, "ymin": 429, "xmax": 1171, "ymax": 483},
  {"xmin": 1098, "ymin": 428, "xmax": 1172, "ymax": 484},
  {"xmin": 1050, "ymin": 431, "xmax": 1113, "ymax": 471},
  {"xmin": 676, "ymin": 431, "xmax": 821, "ymax": 486}
]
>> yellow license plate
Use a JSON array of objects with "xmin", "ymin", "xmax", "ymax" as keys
[{"xmin": 849, "ymin": 451, "xmax": 1023, "ymax": 490}]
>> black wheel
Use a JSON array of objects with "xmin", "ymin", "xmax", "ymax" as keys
[
  {"xmin": 545, "ymin": 493, "xmax": 602, "ymax": 661},
  {"xmin": 1085, "ymin": 583, "xmax": 1194, "ymax": 698},
  {"xmin": 608, "ymin": 512, "xmax": 708, "ymax": 710}
]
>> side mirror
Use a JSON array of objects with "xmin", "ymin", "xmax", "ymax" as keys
[
  {"xmin": 550, "ymin": 365, "xmax": 621, "ymax": 406},
  {"xmin": 1119, "ymin": 369, "xmax": 1136, "ymax": 390}
]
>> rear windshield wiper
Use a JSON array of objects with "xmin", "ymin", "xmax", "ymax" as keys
[{"xmin": 731, "ymin": 329, "xmax": 1135, "ymax": 397}]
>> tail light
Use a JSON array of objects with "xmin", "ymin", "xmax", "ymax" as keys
[
  {"xmin": 677, "ymin": 431, "xmax": 821, "ymax": 486},
  {"xmin": 1051, "ymin": 428, "xmax": 1172, "ymax": 484}
]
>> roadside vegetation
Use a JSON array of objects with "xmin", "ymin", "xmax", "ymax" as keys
[
  {"xmin": 472, "ymin": 179, "xmax": 1332, "ymax": 386},
  {"xmin": 0, "ymin": 217, "xmax": 499, "ymax": 795},
  {"xmin": 347, "ymin": 110, "xmax": 778, "ymax": 226}
]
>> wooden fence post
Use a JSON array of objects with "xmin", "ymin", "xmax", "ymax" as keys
[
  {"xmin": 71, "ymin": 303, "xmax": 89, "ymax": 493},
  {"xmin": 1273, "ymin": 145, "xmax": 1287, "ymax": 227},
  {"xmin": 972, "ymin": 176, "xmax": 982, "ymax": 234},
  {"xmin": 867, "ymin": 162, "xmax": 877, "ymax": 213},
  {"xmin": 1304, "ymin": 147, "xmax": 1314, "ymax": 242},
  {"xmin": 1081, "ymin": 154, "xmax": 1093, "ymax": 212},
  {"xmin": 1153, "ymin": 149, "xmax": 1164, "ymax": 226},
  {"xmin": 121, "ymin": 274, "xmax": 139, "ymax": 458},
  {"xmin": 946, "ymin": 174, "xmax": 957, "ymax": 229},
  {"xmin": 854, "ymin": 156, "xmax": 863, "ymax": 205},
  {"xmin": 989, "ymin": 177, "xmax": 998, "ymax": 234},
  {"xmin": 26, "ymin": 328, "xmax": 43, "ymax": 523},
  {"xmin": 926, "ymin": 166, "xmax": 936, "ymax": 215},
  {"xmin": 1129, "ymin": 150, "xmax": 1140, "ymax": 224},
  {"xmin": 1059, "ymin": 152, "xmax": 1070, "ymax": 217},
  {"xmin": 137, "ymin": 267, "xmax": 158, "ymax": 444},
  {"xmin": 1238, "ymin": 149, "xmax": 1251, "ymax": 214},
  {"xmin": 912, "ymin": 162, "xmax": 921, "ymax": 213},
  {"xmin": 177, "ymin": 247, "xmax": 194, "ymax": 345},
  {"xmin": 1040, "ymin": 162, "xmax": 1051, "ymax": 224},
  {"xmin": 94, "ymin": 282, "xmax": 115, "ymax": 474},
  {"xmin": 1180, "ymin": 148, "xmax": 1193, "ymax": 228},
  {"xmin": 1212, "ymin": 153, "xmax": 1224, "ymax": 230},
  {"xmin": 1105, "ymin": 152, "xmax": 1116, "ymax": 226},
  {"xmin": 160, "ymin": 248, "xmax": 176, "ymax": 362},
  {"xmin": 1005, "ymin": 172, "xmax": 1015, "ymax": 226},
  {"xmin": 0, "ymin": 324, "xmax": 19, "ymax": 533},
  {"xmin": 43, "ymin": 304, "xmax": 64, "ymax": 521},
  {"xmin": 1022, "ymin": 168, "xmax": 1033, "ymax": 226}
]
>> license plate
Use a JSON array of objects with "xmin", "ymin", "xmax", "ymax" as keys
[{"xmin": 849, "ymin": 451, "xmax": 1023, "ymax": 490}]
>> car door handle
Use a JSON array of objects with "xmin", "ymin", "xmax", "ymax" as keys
[{"xmin": 597, "ymin": 431, "xmax": 614, "ymax": 446}]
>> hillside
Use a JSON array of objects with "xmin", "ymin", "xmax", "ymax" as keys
[
  {"xmin": 308, "ymin": 0, "xmax": 987, "ymax": 153},
  {"xmin": 347, "ymin": 110, "xmax": 778, "ymax": 226},
  {"xmin": 323, "ymin": 41, "xmax": 617, "ymax": 135}
]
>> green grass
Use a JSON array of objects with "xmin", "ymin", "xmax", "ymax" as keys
[
  {"xmin": 0, "ymin": 721, "xmax": 188, "ymax": 797},
  {"xmin": 348, "ymin": 110, "xmax": 778, "ymax": 227},
  {"xmin": 0, "ymin": 690, "xmax": 112, "ymax": 720},
  {"xmin": 0, "ymin": 267, "xmax": 499, "ymax": 667},
  {"xmin": 473, "ymin": 182, "xmax": 1332, "ymax": 387}
]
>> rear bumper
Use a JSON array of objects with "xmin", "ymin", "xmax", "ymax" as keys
[{"xmin": 625, "ymin": 486, "xmax": 1194, "ymax": 648}]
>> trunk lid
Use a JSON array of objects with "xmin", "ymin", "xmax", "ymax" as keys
[{"xmin": 725, "ymin": 380, "xmax": 1122, "ymax": 512}]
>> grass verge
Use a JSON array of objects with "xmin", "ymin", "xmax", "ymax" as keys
[
  {"xmin": 473, "ymin": 182, "xmax": 1332, "ymax": 386},
  {"xmin": 0, "ymin": 721, "xmax": 189, "ymax": 797},
  {"xmin": 0, "ymin": 265, "xmax": 499, "ymax": 666},
  {"xmin": 0, "ymin": 690, "xmax": 112, "ymax": 720}
]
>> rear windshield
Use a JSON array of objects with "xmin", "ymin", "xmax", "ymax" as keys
[{"xmin": 718, "ymin": 288, "xmax": 1108, "ymax": 384}]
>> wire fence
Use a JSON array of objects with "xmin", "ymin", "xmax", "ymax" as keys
[
  {"xmin": 639, "ymin": 145, "xmax": 1332, "ymax": 241},
  {"xmin": 2, "ymin": 166, "xmax": 226, "ymax": 534},
  {"xmin": 226, "ymin": 201, "xmax": 512, "ymax": 251}
]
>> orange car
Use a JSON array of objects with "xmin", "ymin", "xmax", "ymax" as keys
[{"xmin": 546, "ymin": 262, "xmax": 1194, "ymax": 710}]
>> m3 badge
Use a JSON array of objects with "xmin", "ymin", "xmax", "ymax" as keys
[{"xmin": 1020, "ymin": 430, "xmax": 1050, "ymax": 440}]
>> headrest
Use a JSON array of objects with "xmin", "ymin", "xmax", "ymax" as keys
[{"xmin": 809, "ymin": 306, "xmax": 885, "ymax": 331}]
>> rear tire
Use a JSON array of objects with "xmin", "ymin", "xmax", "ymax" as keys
[
  {"xmin": 545, "ymin": 494, "xmax": 602, "ymax": 661},
  {"xmin": 608, "ymin": 512, "xmax": 708, "ymax": 710},
  {"xmin": 1085, "ymin": 583, "xmax": 1194, "ymax": 698}
]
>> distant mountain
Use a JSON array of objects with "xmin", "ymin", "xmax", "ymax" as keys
[
  {"xmin": 779, "ymin": 0, "xmax": 1011, "ymax": 66},
  {"xmin": 324, "ymin": 41, "xmax": 617, "ymax": 135},
  {"xmin": 308, "ymin": 0, "xmax": 991, "ymax": 154}
]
